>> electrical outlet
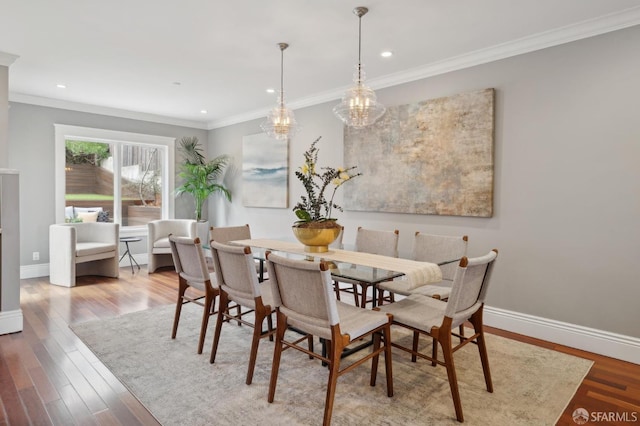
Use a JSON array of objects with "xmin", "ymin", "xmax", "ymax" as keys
[{"xmin": 33, "ymin": 251, "xmax": 40, "ymax": 261}]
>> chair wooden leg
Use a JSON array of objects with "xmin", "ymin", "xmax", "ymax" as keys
[
  {"xmin": 197, "ymin": 289, "xmax": 214, "ymax": 354},
  {"xmin": 210, "ymin": 292, "xmax": 229, "ymax": 364},
  {"xmin": 267, "ymin": 312, "xmax": 274, "ymax": 342},
  {"xmin": 268, "ymin": 312, "xmax": 288, "ymax": 403},
  {"xmin": 352, "ymin": 284, "xmax": 360, "ymax": 307},
  {"xmin": 323, "ymin": 340, "xmax": 342, "ymax": 426},
  {"xmin": 246, "ymin": 311, "xmax": 264, "ymax": 385},
  {"xmin": 370, "ymin": 331, "xmax": 381, "ymax": 386},
  {"xmin": 171, "ymin": 278, "xmax": 188, "ymax": 339},
  {"xmin": 459, "ymin": 324, "xmax": 465, "ymax": 343},
  {"xmin": 308, "ymin": 334, "xmax": 314, "ymax": 359},
  {"xmin": 360, "ymin": 283, "xmax": 369, "ymax": 308},
  {"xmin": 438, "ymin": 326, "xmax": 464, "ymax": 422},
  {"xmin": 333, "ymin": 281, "xmax": 341, "ymax": 300},
  {"xmin": 431, "ymin": 337, "xmax": 438, "ymax": 366},
  {"xmin": 383, "ymin": 324, "xmax": 394, "ymax": 397},
  {"xmin": 470, "ymin": 309, "xmax": 493, "ymax": 393},
  {"xmin": 411, "ymin": 330, "xmax": 419, "ymax": 363}
]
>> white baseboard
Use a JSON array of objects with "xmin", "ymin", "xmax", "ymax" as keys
[
  {"xmin": 0, "ymin": 309, "xmax": 24, "ymax": 335},
  {"xmin": 484, "ymin": 305, "xmax": 640, "ymax": 365},
  {"xmin": 21, "ymin": 263, "xmax": 50, "ymax": 279},
  {"xmin": 21, "ymin": 253, "xmax": 150, "ymax": 279}
]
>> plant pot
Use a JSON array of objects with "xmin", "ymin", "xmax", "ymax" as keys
[{"xmin": 292, "ymin": 220, "xmax": 342, "ymax": 253}]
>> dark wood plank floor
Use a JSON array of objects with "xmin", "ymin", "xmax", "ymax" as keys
[{"xmin": 1, "ymin": 268, "xmax": 638, "ymax": 425}]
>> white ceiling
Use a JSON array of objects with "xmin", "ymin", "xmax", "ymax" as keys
[{"xmin": 2, "ymin": 0, "xmax": 640, "ymax": 129}]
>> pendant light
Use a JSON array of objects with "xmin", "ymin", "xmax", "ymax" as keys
[
  {"xmin": 333, "ymin": 7, "xmax": 385, "ymax": 128},
  {"xmin": 261, "ymin": 43, "xmax": 298, "ymax": 140}
]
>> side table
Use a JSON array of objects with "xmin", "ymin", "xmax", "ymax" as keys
[{"xmin": 119, "ymin": 237, "xmax": 142, "ymax": 273}]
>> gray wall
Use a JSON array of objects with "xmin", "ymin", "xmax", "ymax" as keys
[
  {"xmin": 8, "ymin": 103, "xmax": 208, "ymax": 264},
  {"xmin": 209, "ymin": 26, "xmax": 640, "ymax": 338},
  {"xmin": 0, "ymin": 65, "xmax": 7, "ymax": 167}
]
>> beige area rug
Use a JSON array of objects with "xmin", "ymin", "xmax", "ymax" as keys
[{"xmin": 70, "ymin": 304, "xmax": 592, "ymax": 426}]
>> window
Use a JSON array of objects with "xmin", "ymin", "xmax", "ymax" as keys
[{"xmin": 55, "ymin": 125, "xmax": 175, "ymax": 236}]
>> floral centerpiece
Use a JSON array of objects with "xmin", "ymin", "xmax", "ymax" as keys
[{"xmin": 292, "ymin": 137, "xmax": 361, "ymax": 252}]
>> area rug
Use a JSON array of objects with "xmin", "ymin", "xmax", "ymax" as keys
[{"xmin": 70, "ymin": 304, "xmax": 592, "ymax": 425}]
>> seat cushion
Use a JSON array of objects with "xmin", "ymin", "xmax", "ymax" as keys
[
  {"xmin": 154, "ymin": 237, "xmax": 171, "ymax": 249},
  {"xmin": 76, "ymin": 242, "xmax": 116, "ymax": 257},
  {"xmin": 336, "ymin": 302, "xmax": 390, "ymax": 340},
  {"xmin": 377, "ymin": 294, "xmax": 447, "ymax": 332},
  {"xmin": 410, "ymin": 281, "xmax": 453, "ymax": 300}
]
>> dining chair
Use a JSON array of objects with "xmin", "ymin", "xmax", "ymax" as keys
[
  {"xmin": 334, "ymin": 227, "xmax": 399, "ymax": 308},
  {"xmin": 376, "ymin": 249, "xmax": 498, "ymax": 423},
  {"xmin": 377, "ymin": 232, "xmax": 468, "ymax": 304},
  {"xmin": 265, "ymin": 251, "xmax": 394, "ymax": 426},
  {"xmin": 168, "ymin": 235, "xmax": 218, "ymax": 354},
  {"xmin": 209, "ymin": 241, "xmax": 275, "ymax": 385},
  {"xmin": 209, "ymin": 223, "xmax": 252, "ymax": 243},
  {"xmin": 210, "ymin": 223, "xmax": 266, "ymax": 280}
]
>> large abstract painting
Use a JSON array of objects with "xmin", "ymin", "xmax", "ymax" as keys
[
  {"xmin": 242, "ymin": 133, "xmax": 288, "ymax": 208},
  {"xmin": 344, "ymin": 88, "xmax": 494, "ymax": 217}
]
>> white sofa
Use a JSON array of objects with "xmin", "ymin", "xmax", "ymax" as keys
[
  {"xmin": 49, "ymin": 222, "xmax": 120, "ymax": 287},
  {"xmin": 147, "ymin": 219, "xmax": 196, "ymax": 273}
]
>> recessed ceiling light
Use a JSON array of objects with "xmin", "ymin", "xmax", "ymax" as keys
[
  {"xmin": 266, "ymin": 88, "xmax": 275, "ymax": 94},
  {"xmin": 200, "ymin": 110, "xmax": 208, "ymax": 114},
  {"xmin": 380, "ymin": 51, "xmax": 393, "ymax": 58},
  {"xmin": 173, "ymin": 81, "xmax": 181, "ymax": 86},
  {"xmin": 56, "ymin": 84, "xmax": 66, "ymax": 89}
]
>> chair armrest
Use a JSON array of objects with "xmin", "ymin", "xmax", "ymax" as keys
[{"xmin": 49, "ymin": 224, "xmax": 76, "ymax": 263}]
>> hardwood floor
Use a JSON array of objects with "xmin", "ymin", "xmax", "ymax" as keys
[{"xmin": 1, "ymin": 269, "xmax": 638, "ymax": 425}]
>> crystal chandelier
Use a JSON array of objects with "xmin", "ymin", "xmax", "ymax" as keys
[
  {"xmin": 261, "ymin": 43, "xmax": 298, "ymax": 140},
  {"xmin": 333, "ymin": 7, "xmax": 385, "ymax": 128}
]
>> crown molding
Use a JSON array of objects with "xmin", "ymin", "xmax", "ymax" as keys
[
  {"xmin": 208, "ymin": 5, "xmax": 640, "ymax": 130},
  {"xmin": 9, "ymin": 93, "xmax": 209, "ymax": 130},
  {"xmin": 0, "ymin": 51, "xmax": 19, "ymax": 67}
]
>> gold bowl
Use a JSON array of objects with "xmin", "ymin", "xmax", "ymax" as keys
[{"xmin": 292, "ymin": 221, "xmax": 341, "ymax": 253}]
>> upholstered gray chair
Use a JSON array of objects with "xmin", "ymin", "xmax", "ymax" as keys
[
  {"xmin": 377, "ymin": 232, "xmax": 468, "ymax": 303},
  {"xmin": 147, "ymin": 219, "xmax": 196, "ymax": 273},
  {"xmin": 334, "ymin": 227, "xmax": 399, "ymax": 308},
  {"xmin": 376, "ymin": 249, "xmax": 498, "ymax": 423},
  {"xmin": 169, "ymin": 235, "xmax": 218, "ymax": 354},
  {"xmin": 265, "ymin": 251, "xmax": 394, "ymax": 426},
  {"xmin": 49, "ymin": 222, "xmax": 120, "ymax": 287},
  {"xmin": 209, "ymin": 241, "xmax": 275, "ymax": 385}
]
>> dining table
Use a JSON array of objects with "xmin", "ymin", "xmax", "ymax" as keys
[{"xmin": 229, "ymin": 238, "xmax": 443, "ymax": 308}]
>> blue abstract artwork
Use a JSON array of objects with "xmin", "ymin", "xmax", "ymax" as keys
[{"xmin": 242, "ymin": 133, "xmax": 288, "ymax": 208}]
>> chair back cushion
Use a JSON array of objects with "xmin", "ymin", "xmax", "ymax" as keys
[
  {"xmin": 210, "ymin": 224, "xmax": 251, "ymax": 244},
  {"xmin": 413, "ymin": 233, "xmax": 468, "ymax": 281},
  {"xmin": 210, "ymin": 241, "xmax": 261, "ymax": 308},
  {"xmin": 266, "ymin": 253, "xmax": 338, "ymax": 339},
  {"xmin": 355, "ymin": 227, "xmax": 399, "ymax": 257},
  {"xmin": 169, "ymin": 235, "xmax": 210, "ymax": 290},
  {"xmin": 149, "ymin": 220, "xmax": 196, "ymax": 244},
  {"xmin": 445, "ymin": 250, "xmax": 498, "ymax": 325}
]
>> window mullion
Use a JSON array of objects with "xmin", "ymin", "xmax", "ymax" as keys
[{"xmin": 113, "ymin": 143, "xmax": 122, "ymax": 224}]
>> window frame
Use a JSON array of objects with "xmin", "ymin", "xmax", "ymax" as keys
[{"xmin": 54, "ymin": 124, "xmax": 175, "ymax": 237}]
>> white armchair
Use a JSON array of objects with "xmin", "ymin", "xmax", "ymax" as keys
[
  {"xmin": 49, "ymin": 222, "xmax": 120, "ymax": 287},
  {"xmin": 147, "ymin": 219, "xmax": 196, "ymax": 273}
]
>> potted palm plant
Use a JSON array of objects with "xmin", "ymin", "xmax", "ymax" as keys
[{"xmin": 175, "ymin": 136, "xmax": 232, "ymax": 223}]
